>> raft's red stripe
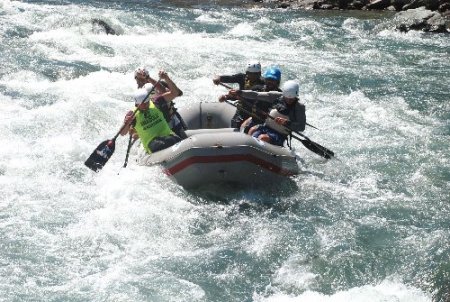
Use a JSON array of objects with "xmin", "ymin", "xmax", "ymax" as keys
[{"xmin": 163, "ymin": 154, "xmax": 294, "ymax": 176}]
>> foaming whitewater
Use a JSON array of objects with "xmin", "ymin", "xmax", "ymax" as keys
[{"xmin": 0, "ymin": 0, "xmax": 449, "ymax": 301}]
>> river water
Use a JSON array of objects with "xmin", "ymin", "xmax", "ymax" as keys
[{"xmin": 1, "ymin": 0, "xmax": 449, "ymax": 301}]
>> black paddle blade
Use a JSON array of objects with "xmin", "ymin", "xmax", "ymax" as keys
[
  {"xmin": 301, "ymin": 139, "xmax": 334, "ymax": 159},
  {"xmin": 291, "ymin": 134, "xmax": 334, "ymax": 159},
  {"xmin": 84, "ymin": 139, "xmax": 116, "ymax": 172}
]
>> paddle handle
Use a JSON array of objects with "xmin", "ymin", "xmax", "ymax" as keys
[{"xmin": 112, "ymin": 107, "xmax": 139, "ymax": 141}]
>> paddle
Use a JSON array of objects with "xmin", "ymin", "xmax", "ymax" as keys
[
  {"xmin": 218, "ymin": 82, "xmax": 320, "ymax": 130},
  {"xmin": 116, "ymin": 134, "xmax": 138, "ymax": 175},
  {"xmin": 222, "ymin": 99, "xmax": 335, "ymax": 159},
  {"xmin": 122, "ymin": 134, "xmax": 137, "ymax": 168},
  {"xmin": 84, "ymin": 109, "xmax": 138, "ymax": 172},
  {"xmin": 84, "ymin": 81, "xmax": 159, "ymax": 172},
  {"xmin": 290, "ymin": 132, "xmax": 334, "ymax": 159}
]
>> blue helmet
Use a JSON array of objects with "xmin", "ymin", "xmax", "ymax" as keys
[{"xmin": 263, "ymin": 67, "xmax": 281, "ymax": 82}]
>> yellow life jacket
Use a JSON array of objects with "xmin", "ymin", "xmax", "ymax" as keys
[{"xmin": 134, "ymin": 102, "xmax": 173, "ymax": 153}]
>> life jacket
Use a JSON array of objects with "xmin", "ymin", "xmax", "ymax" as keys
[
  {"xmin": 265, "ymin": 97, "xmax": 299, "ymax": 135},
  {"xmin": 243, "ymin": 75, "xmax": 264, "ymax": 90},
  {"xmin": 152, "ymin": 95, "xmax": 172, "ymax": 123},
  {"xmin": 244, "ymin": 75, "xmax": 253, "ymax": 90},
  {"xmin": 238, "ymin": 81, "xmax": 271, "ymax": 118},
  {"xmin": 134, "ymin": 102, "xmax": 173, "ymax": 153},
  {"xmin": 265, "ymin": 109, "xmax": 290, "ymax": 135}
]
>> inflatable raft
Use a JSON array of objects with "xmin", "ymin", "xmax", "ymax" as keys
[{"xmin": 137, "ymin": 102, "xmax": 300, "ymax": 189}]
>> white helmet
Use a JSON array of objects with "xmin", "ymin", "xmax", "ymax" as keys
[
  {"xmin": 282, "ymin": 80, "xmax": 300, "ymax": 98},
  {"xmin": 134, "ymin": 88, "xmax": 149, "ymax": 104},
  {"xmin": 134, "ymin": 67, "xmax": 149, "ymax": 78},
  {"xmin": 246, "ymin": 61, "xmax": 261, "ymax": 73}
]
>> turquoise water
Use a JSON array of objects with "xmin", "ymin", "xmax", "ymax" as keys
[{"xmin": 0, "ymin": 0, "xmax": 449, "ymax": 301}]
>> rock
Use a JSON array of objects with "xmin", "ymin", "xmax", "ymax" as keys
[
  {"xmin": 271, "ymin": 0, "xmax": 449, "ymax": 12},
  {"xmin": 402, "ymin": 0, "xmax": 423, "ymax": 10},
  {"xmin": 439, "ymin": 2, "xmax": 450, "ymax": 12},
  {"xmin": 321, "ymin": 3, "xmax": 336, "ymax": 8},
  {"xmin": 395, "ymin": 7, "xmax": 449, "ymax": 32},
  {"xmin": 401, "ymin": 0, "xmax": 439, "ymax": 10},
  {"xmin": 397, "ymin": 6, "xmax": 436, "ymax": 18},
  {"xmin": 278, "ymin": 2, "xmax": 291, "ymax": 7},
  {"xmin": 426, "ymin": 11, "xmax": 448, "ymax": 30},
  {"xmin": 268, "ymin": 0, "xmax": 450, "ymax": 33},
  {"xmin": 348, "ymin": 0, "xmax": 366, "ymax": 9},
  {"xmin": 367, "ymin": 0, "xmax": 391, "ymax": 9},
  {"xmin": 391, "ymin": 0, "xmax": 409, "ymax": 11},
  {"xmin": 91, "ymin": 19, "xmax": 117, "ymax": 35}
]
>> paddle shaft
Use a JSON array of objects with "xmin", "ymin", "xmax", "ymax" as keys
[{"xmin": 122, "ymin": 134, "xmax": 137, "ymax": 168}]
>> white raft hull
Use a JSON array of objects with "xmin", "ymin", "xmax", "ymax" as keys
[{"xmin": 137, "ymin": 103, "xmax": 300, "ymax": 189}]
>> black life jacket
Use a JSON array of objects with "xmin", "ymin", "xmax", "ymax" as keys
[{"xmin": 152, "ymin": 95, "xmax": 171, "ymax": 123}]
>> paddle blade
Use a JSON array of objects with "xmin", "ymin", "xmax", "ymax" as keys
[
  {"xmin": 301, "ymin": 139, "xmax": 334, "ymax": 159},
  {"xmin": 291, "ymin": 134, "xmax": 334, "ymax": 159},
  {"xmin": 84, "ymin": 139, "xmax": 116, "ymax": 172}
]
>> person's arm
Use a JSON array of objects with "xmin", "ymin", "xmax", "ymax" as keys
[
  {"xmin": 158, "ymin": 70, "xmax": 180, "ymax": 103},
  {"xmin": 145, "ymin": 76, "xmax": 157, "ymax": 86},
  {"xmin": 120, "ymin": 111, "xmax": 137, "ymax": 136},
  {"xmin": 144, "ymin": 76, "xmax": 165, "ymax": 92},
  {"xmin": 237, "ymin": 90, "xmax": 283, "ymax": 103},
  {"xmin": 213, "ymin": 73, "xmax": 245, "ymax": 87},
  {"xmin": 146, "ymin": 73, "xmax": 182, "ymax": 96}
]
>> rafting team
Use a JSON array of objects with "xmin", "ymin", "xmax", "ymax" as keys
[{"xmin": 121, "ymin": 62, "xmax": 306, "ymax": 154}]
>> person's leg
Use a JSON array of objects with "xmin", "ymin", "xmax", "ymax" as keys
[
  {"xmin": 252, "ymin": 126, "xmax": 270, "ymax": 142},
  {"xmin": 173, "ymin": 124, "xmax": 187, "ymax": 139},
  {"xmin": 240, "ymin": 117, "xmax": 253, "ymax": 134},
  {"xmin": 148, "ymin": 135, "xmax": 181, "ymax": 153},
  {"xmin": 230, "ymin": 112, "xmax": 243, "ymax": 128},
  {"xmin": 246, "ymin": 118, "xmax": 257, "ymax": 132},
  {"xmin": 257, "ymin": 134, "xmax": 271, "ymax": 143},
  {"xmin": 266, "ymin": 131, "xmax": 286, "ymax": 146},
  {"xmin": 249, "ymin": 124, "xmax": 262, "ymax": 136},
  {"xmin": 251, "ymin": 129, "xmax": 261, "ymax": 138},
  {"xmin": 165, "ymin": 134, "xmax": 182, "ymax": 147},
  {"xmin": 252, "ymin": 127, "xmax": 285, "ymax": 146},
  {"xmin": 148, "ymin": 137, "xmax": 165, "ymax": 153}
]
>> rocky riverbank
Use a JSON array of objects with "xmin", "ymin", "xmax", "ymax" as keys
[
  {"xmin": 260, "ymin": 0, "xmax": 450, "ymax": 32},
  {"xmin": 159, "ymin": 0, "xmax": 449, "ymax": 33}
]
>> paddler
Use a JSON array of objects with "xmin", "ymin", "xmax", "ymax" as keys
[
  {"xmin": 219, "ymin": 66, "xmax": 283, "ymax": 130},
  {"xmin": 120, "ymin": 70, "xmax": 182, "ymax": 153},
  {"xmin": 134, "ymin": 67, "xmax": 187, "ymax": 138},
  {"xmin": 230, "ymin": 80, "xmax": 306, "ymax": 147}
]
